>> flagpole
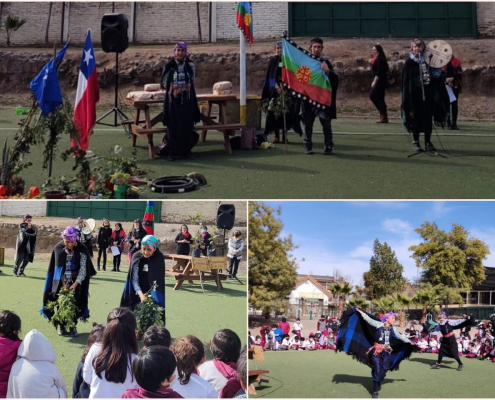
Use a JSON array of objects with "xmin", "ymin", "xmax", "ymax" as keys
[{"xmin": 239, "ymin": 30, "xmax": 246, "ymax": 125}]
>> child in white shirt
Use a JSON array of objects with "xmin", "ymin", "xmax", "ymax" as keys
[{"xmin": 293, "ymin": 319, "xmax": 303, "ymax": 337}]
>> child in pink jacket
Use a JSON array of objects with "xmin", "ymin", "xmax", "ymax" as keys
[{"xmin": 0, "ymin": 311, "xmax": 22, "ymax": 399}]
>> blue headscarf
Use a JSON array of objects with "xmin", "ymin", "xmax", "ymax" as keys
[{"xmin": 142, "ymin": 235, "xmax": 159, "ymax": 249}]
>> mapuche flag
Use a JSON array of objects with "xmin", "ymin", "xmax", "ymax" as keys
[
  {"xmin": 143, "ymin": 201, "xmax": 155, "ymax": 235},
  {"xmin": 237, "ymin": 2, "xmax": 254, "ymax": 44},
  {"xmin": 282, "ymin": 35, "xmax": 332, "ymax": 108},
  {"xmin": 72, "ymin": 30, "xmax": 99, "ymax": 151}
]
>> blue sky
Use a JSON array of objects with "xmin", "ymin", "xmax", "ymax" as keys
[{"xmin": 264, "ymin": 201, "xmax": 495, "ymax": 285}]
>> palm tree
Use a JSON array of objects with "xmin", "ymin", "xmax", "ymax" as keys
[
  {"xmin": 414, "ymin": 288, "xmax": 441, "ymax": 323},
  {"xmin": 372, "ymin": 297, "xmax": 394, "ymax": 314},
  {"xmin": 331, "ymin": 282, "xmax": 354, "ymax": 317},
  {"xmin": 347, "ymin": 296, "xmax": 369, "ymax": 311},
  {"xmin": 390, "ymin": 293, "xmax": 414, "ymax": 327},
  {"xmin": 4, "ymin": 15, "xmax": 26, "ymax": 47}
]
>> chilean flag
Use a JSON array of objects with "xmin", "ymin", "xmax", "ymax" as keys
[{"xmin": 72, "ymin": 30, "xmax": 99, "ymax": 151}]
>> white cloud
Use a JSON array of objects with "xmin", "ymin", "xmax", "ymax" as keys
[
  {"xmin": 468, "ymin": 227, "xmax": 495, "ymax": 268},
  {"xmin": 430, "ymin": 201, "xmax": 455, "ymax": 217},
  {"xmin": 382, "ymin": 218, "xmax": 413, "ymax": 236},
  {"xmin": 350, "ymin": 241, "xmax": 373, "ymax": 259}
]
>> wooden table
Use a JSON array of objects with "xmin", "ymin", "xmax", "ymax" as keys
[
  {"xmin": 164, "ymin": 254, "xmax": 227, "ymax": 291},
  {"xmin": 124, "ymin": 94, "xmax": 244, "ymax": 158}
]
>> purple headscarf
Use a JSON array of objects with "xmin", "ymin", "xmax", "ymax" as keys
[
  {"xmin": 380, "ymin": 312, "xmax": 398, "ymax": 323},
  {"xmin": 438, "ymin": 312, "xmax": 447, "ymax": 318},
  {"xmin": 61, "ymin": 226, "xmax": 78, "ymax": 242}
]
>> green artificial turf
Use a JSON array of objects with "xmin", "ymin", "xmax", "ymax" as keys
[
  {"xmin": 1, "ymin": 108, "xmax": 495, "ymax": 198},
  {"xmin": 0, "ymin": 259, "xmax": 246, "ymax": 396},
  {"xmin": 250, "ymin": 350, "xmax": 492, "ymax": 398}
]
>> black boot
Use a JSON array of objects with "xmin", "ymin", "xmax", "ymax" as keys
[
  {"xmin": 425, "ymin": 142, "xmax": 437, "ymax": 152},
  {"xmin": 412, "ymin": 141, "xmax": 423, "ymax": 152}
]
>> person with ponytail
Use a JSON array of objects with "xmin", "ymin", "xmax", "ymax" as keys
[
  {"xmin": 83, "ymin": 308, "xmax": 139, "ymax": 398},
  {"xmin": 170, "ymin": 335, "xmax": 217, "ymax": 398},
  {"xmin": 174, "ymin": 225, "xmax": 193, "ymax": 256}
]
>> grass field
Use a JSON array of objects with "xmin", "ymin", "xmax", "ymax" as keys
[
  {"xmin": 1, "ymin": 108, "xmax": 495, "ymax": 199},
  {"xmin": 250, "ymin": 350, "xmax": 493, "ymax": 398},
  {"xmin": 0, "ymin": 259, "xmax": 247, "ymax": 396}
]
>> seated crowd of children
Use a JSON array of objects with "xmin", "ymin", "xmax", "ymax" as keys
[{"xmin": 0, "ymin": 309, "xmax": 247, "ymax": 399}]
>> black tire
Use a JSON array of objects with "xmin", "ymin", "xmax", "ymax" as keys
[{"xmin": 150, "ymin": 176, "xmax": 196, "ymax": 193}]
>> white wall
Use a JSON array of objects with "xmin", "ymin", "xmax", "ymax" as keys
[
  {"xmin": 289, "ymin": 280, "xmax": 330, "ymax": 306},
  {"xmin": 0, "ymin": 200, "xmax": 47, "ymax": 216}
]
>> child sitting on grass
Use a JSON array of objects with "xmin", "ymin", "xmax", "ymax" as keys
[
  {"xmin": 72, "ymin": 323, "xmax": 105, "ymax": 398},
  {"xmin": 0, "ymin": 310, "xmax": 22, "ymax": 398},
  {"xmin": 122, "ymin": 346, "xmax": 182, "ymax": 398},
  {"xmin": 142, "ymin": 326, "xmax": 172, "ymax": 349},
  {"xmin": 7, "ymin": 329, "xmax": 67, "ymax": 398},
  {"xmin": 171, "ymin": 335, "xmax": 217, "ymax": 398},
  {"xmin": 198, "ymin": 329, "xmax": 241, "ymax": 396}
]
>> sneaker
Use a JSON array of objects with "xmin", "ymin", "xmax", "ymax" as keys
[
  {"xmin": 430, "ymin": 364, "xmax": 441, "ymax": 369},
  {"xmin": 412, "ymin": 141, "xmax": 423, "ymax": 152},
  {"xmin": 457, "ymin": 364, "xmax": 463, "ymax": 371},
  {"xmin": 324, "ymin": 147, "xmax": 333, "ymax": 155},
  {"xmin": 69, "ymin": 328, "xmax": 79, "ymax": 338},
  {"xmin": 425, "ymin": 142, "xmax": 437, "ymax": 152},
  {"xmin": 57, "ymin": 326, "xmax": 67, "ymax": 336},
  {"xmin": 306, "ymin": 149, "xmax": 314, "ymax": 155},
  {"xmin": 372, "ymin": 392, "xmax": 379, "ymax": 399}
]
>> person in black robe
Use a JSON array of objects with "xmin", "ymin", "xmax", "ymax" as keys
[
  {"xmin": 296, "ymin": 37, "xmax": 339, "ymax": 155},
  {"xmin": 75, "ymin": 217, "xmax": 93, "ymax": 259},
  {"xmin": 337, "ymin": 308, "xmax": 415, "ymax": 399},
  {"xmin": 14, "ymin": 214, "xmax": 37, "ymax": 277},
  {"xmin": 41, "ymin": 226, "xmax": 97, "ymax": 337},
  {"xmin": 443, "ymin": 54, "xmax": 463, "ymax": 130},
  {"xmin": 261, "ymin": 42, "xmax": 301, "ymax": 144},
  {"xmin": 401, "ymin": 38, "xmax": 449, "ymax": 153},
  {"xmin": 160, "ymin": 41, "xmax": 201, "ymax": 161},
  {"xmin": 127, "ymin": 219, "xmax": 148, "ymax": 264},
  {"xmin": 430, "ymin": 311, "xmax": 474, "ymax": 371},
  {"xmin": 369, "ymin": 44, "xmax": 390, "ymax": 123},
  {"xmin": 198, "ymin": 225, "xmax": 212, "ymax": 256},
  {"xmin": 96, "ymin": 218, "xmax": 112, "ymax": 271},
  {"xmin": 121, "ymin": 235, "xmax": 165, "ymax": 323}
]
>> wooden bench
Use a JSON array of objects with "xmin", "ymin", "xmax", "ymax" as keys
[{"xmin": 248, "ymin": 370, "xmax": 270, "ymax": 395}]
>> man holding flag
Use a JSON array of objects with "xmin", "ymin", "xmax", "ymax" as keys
[{"xmin": 72, "ymin": 30, "xmax": 99, "ymax": 152}]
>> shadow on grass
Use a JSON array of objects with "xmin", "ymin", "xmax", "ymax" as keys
[
  {"xmin": 250, "ymin": 374, "xmax": 285, "ymax": 398},
  {"xmin": 332, "ymin": 374, "xmax": 407, "ymax": 395},
  {"xmin": 409, "ymin": 356, "xmax": 456, "ymax": 367},
  {"xmin": 167, "ymin": 285, "xmax": 246, "ymax": 298}
]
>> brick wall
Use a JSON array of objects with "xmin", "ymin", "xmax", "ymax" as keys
[
  {"xmin": 161, "ymin": 201, "xmax": 247, "ymax": 225},
  {"xmin": 215, "ymin": 2, "xmax": 288, "ymax": 41},
  {"xmin": 477, "ymin": 3, "xmax": 495, "ymax": 36},
  {"xmin": 0, "ymin": 2, "xmax": 63, "ymax": 46},
  {"xmin": 0, "ymin": 200, "xmax": 47, "ymax": 216}
]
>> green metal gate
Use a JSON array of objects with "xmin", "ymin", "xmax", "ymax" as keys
[
  {"xmin": 46, "ymin": 201, "xmax": 161, "ymax": 223},
  {"xmin": 289, "ymin": 2, "xmax": 477, "ymax": 38}
]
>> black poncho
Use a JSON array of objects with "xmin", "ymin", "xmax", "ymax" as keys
[{"xmin": 14, "ymin": 223, "xmax": 37, "ymax": 265}]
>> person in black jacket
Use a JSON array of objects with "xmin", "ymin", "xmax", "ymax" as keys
[
  {"xmin": 198, "ymin": 225, "xmax": 212, "ymax": 256},
  {"xmin": 443, "ymin": 54, "xmax": 463, "ymax": 130},
  {"xmin": 96, "ymin": 219, "xmax": 112, "ymax": 271},
  {"xmin": 369, "ymin": 44, "xmax": 390, "ymax": 123},
  {"xmin": 127, "ymin": 219, "xmax": 148, "ymax": 264},
  {"xmin": 175, "ymin": 225, "xmax": 193, "ymax": 256}
]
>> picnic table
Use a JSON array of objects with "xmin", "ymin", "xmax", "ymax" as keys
[
  {"xmin": 124, "ymin": 94, "xmax": 245, "ymax": 158},
  {"xmin": 164, "ymin": 254, "xmax": 228, "ymax": 291}
]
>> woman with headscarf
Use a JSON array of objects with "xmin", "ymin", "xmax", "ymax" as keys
[
  {"xmin": 75, "ymin": 217, "xmax": 93, "ymax": 258},
  {"xmin": 369, "ymin": 44, "xmax": 390, "ymax": 123},
  {"xmin": 401, "ymin": 38, "xmax": 449, "ymax": 153},
  {"xmin": 121, "ymin": 235, "xmax": 165, "ymax": 322},
  {"xmin": 41, "ymin": 226, "xmax": 97, "ymax": 337},
  {"xmin": 160, "ymin": 41, "xmax": 201, "ymax": 161},
  {"xmin": 127, "ymin": 219, "xmax": 148, "ymax": 264}
]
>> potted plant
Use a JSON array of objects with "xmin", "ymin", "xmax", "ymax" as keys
[
  {"xmin": 111, "ymin": 171, "xmax": 131, "ymax": 199},
  {"xmin": 42, "ymin": 176, "xmax": 68, "ymax": 199}
]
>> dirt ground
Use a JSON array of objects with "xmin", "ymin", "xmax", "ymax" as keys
[
  {"xmin": 0, "ymin": 216, "xmax": 246, "ymax": 274},
  {"xmin": 1, "ymin": 37, "xmax": 495, "ymax": 119}
]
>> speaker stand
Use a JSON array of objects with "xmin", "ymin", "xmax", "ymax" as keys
[
  {"xmin": 96, "ymin": 52, "xmax": 130, "ymax": 137},
  {"xmin": 221, "ymin": 229, "xmax": 243, "ymax": 285}
]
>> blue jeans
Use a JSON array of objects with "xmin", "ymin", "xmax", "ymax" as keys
[{"xmin": 371, "ymin": 348, "xmax": 391, "ymax": 384}]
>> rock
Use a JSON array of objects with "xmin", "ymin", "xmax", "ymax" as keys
[
  {"xmin": 355, "ymin": 56, "xmax": 367, "ymax": 67},
  {"xmin": 335, "ymin": 61, "xmax": 344, "ymax": 68},
  {"xmin": 399, "ymin": 52, "xmax": 409, "ymax": 60},
  {"xmin": 344, "ymin": 67, "xmax": 356, "ymax": 75}
]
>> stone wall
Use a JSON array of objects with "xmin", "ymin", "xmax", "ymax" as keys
[
  {"xmin": 161, "ymin": 201, "xmax": 247, "ymax": 225},
  {"xmin": 0, "ymin": 222, "xmax": 63, "ymax": 252},
  {"xmin": 477, "ymin": 3, "xmax": 495, "ymax": 37},
  {"xmin": 215, "ymin": 2, "xmax": 288, "ymax": 41},
  {"xmin": 0, "ymin": 201, "xmax": 47, "ymax": 217}
]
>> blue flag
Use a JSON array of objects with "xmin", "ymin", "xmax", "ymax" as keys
[{"xmin": 30, "ymin": 41, "xmax": 70, "ymax": 116}]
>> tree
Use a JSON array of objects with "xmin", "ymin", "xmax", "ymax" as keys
[
  {"xmin": 414, "ymin": 284, "xmax": 441, "ymax": 322},
  {"xmin": 434, "ymin": 284, "xmax": 464, "ymax": 308},
  {"xmin": 409, "ymin": 222, "xmax": 489, "ymax": 289},
  {"xmin": 347, "ymin": 296, "xmax": 369, "ymax": 310},
  {"xmin": 372, "ymin": 297, "xmax": 394, "ymax": 314},
  {"xmin": 249, "ymin": 202, "xmax": 298, "ymax": 317},
  {"xmin": 390, "ymin": 293, "xmax": 414, "ymax": 327},
  {"xmin": 364, "ymin": 239, "xmax": 407, "ymax": 300},
  {"xmin": 331, "ymin": 282, "xmax": 353, "ymax": 317},
  {"xmin": 3, "ymin": 15, "xmax": 26, "ymax": 47}
]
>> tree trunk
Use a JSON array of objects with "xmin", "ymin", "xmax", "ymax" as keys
[
  {"xmin": 421, "ymin": 307, "xmax": 427, "ymax": 323},
  {"xmin": 45, "ymin": 2, "xmax": 53, "ymax": 44},
  {"xmin": 339, "ymin": 298, "xmax": 344, "ymax": 318},
  {"xmin": 196, "ymin": 2, "xmax": 202, "ymax": 44},
  {"xmin": 399, "ymin": 311, "xmax": 406, "ymax": 327}
]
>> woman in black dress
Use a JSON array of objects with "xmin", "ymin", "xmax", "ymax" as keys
[
  {"xmin": 127, "ymin": 219, "xmax": 148, "ymax": 264},
  {"xmin": 401, "ymin": 39, "xmax": 449, "ymax": 153},
  {"xmin": 430, "ymin": 312, "xmax": 472, "ymax": 371},
  {"xmin": 175, "ymin": 225, "xmax": 193, "ymax": 256},
  {"xmin": 96, "ymin": 219, "xmax": 112, "ymax": 271},
  {"xmin": 369, "ymin": 44, "xmax": 389, "ymax": 123}
]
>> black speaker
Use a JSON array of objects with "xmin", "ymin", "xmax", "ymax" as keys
[
  {"xmin": 217, "ymin": 204, "xmax": 235, "ymax": 230},
  {"xmin": 101, "ymin": 13, "xmax": 129, "ymax": 53}
]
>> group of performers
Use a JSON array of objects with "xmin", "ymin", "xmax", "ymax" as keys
[
  {"xmin": 261, "ymin": 37, "xmax": 462, "ymax": 154},
  {"xmin": 337, "ymin": 308, "xmax": 475, "ymax": 398}
]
